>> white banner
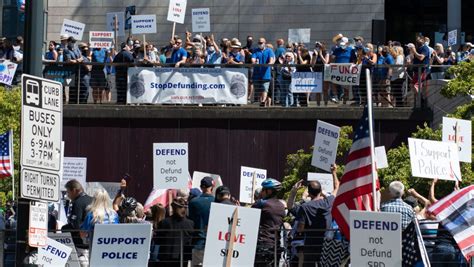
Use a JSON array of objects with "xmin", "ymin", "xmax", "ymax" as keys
[
  {"xmin": 203, "ymin": 203, "xmax": 261, "ymax": 267},
  {"xmin": 192, "ymin": 171, "xmax": 223, "ymax": 196},
  {"xmin": 448, "ymin": 29, "xmax": 457, "ymax": 46},
  {"xmin": 90, "ymin": 224, "xmax": 152, "ymax": 267},
  {"xmin": 38, "ymin": 237, "xmax": 73, "ymax": 267},
  {"xmin": 60, "ymin": 19, "xmax": 85, "ymax": 40},
  {"xmin": 288, "ymin": 28, "xmax": 311, "ymax": 44},
  {"xmin": 350, "ymin": 211, "xmax": 402, "ymax": 267},
  {"xmin": 89, "ymin": 31, "xmax": 114, "ymax": 49},
  {"xmin": 375, "ymin": 146, "xmax": 389, "ymax": 169},
  {"xmin": 239, "ymin": 166, "xmax": 266, "ymax": 204},
  {"xmin": 106, "ymin": 12, "xmax": 125, "ymax": 37},
  {"xmin": 131, "ymin": 15, "xmax": 157, "ymax": 34},
  {"xmin": 167, "ymin": 0, "xmax": 187, "ymax": 24},
  {"xmin": 311, "ymin": 120, "xmax": 340, "ymax": 172},
  {"xmin": 62, "ymin": 157, "xmax": 87, "ymax": 190},
  {"xmin": 290, "ymin": 72, "xmax": 323, "ymax": 93},
  {"xmin": 0, "ymin": 61, "xmax": 18, "ymax": 86},
  {"xmin": 307, "ymin": 173, "xmax": 333, "ymax": 193},
  {"xmin": 442, "ymin": 117, "xmax": 472, "ymax": 163},
  {"xmin": 408, "ymin": 138, "xmax": 462, "ymax": 181},
  {"xmin": 153, "ymin": 143, "xmax": 189, "ymax": 189},
  {"xmin": 324, "ymin": 64, "xmax": 362, "ymax": 85},
  {"xmin": 86, "ymin": 182, "xmax": 120, "ymax": 200},
  {"xmin": 192, "ymin": 8, "xmax": 210, "ymax": 32},
  {"xmin": 127, "ymin": 68, "xmax": 248, "ymax": 105}
]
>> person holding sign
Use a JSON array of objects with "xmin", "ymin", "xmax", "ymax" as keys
[{"xmin": 252, "ymin": 178, "xmax": 286, "ymax": 266}]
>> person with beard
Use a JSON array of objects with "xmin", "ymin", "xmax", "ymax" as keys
[{"xmin": 113, "ymin": 41, "xmax": 134, "ymax": 104}]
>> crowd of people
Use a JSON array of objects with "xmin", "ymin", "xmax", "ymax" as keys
[
  {"xmin": 1, "ymin": 165, "xmax": 468, "ymax": 266},
  {"xmin": 39, "ymin": 32, "xmax": 474, "ymax": 106}
]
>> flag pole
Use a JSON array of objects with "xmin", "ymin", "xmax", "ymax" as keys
[
  {"xmin": 10, "ymin": 129, "xmax": 14, "ymax": 201},
  {"xmin": 365, "ymin": 69, "xmax": 378, "ymax": 211}
]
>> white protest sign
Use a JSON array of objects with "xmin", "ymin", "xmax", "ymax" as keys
[
  {"xmin": 90, "ymin": 224, "xmax": 152, "ymax": 267},
  {"xmin": 167, "ymin": 0, "xmax": 187, "ymax": 24},
  {"xmin": 60, "ymin": 19, "xmax": 85, "ymax": 40},
  {"xmin": 375, "ymin": 146, "xmax": 389, "ymax": 169},
  {"xmin": 442, "ymin": 117, "xmax": 472, "ymax": 163},
  {"xmin": 89, "ymin": 31, "xmax": 114, "ymax": 49},
  {"xmin": 239, "ymin": 166, "xmax": 266, "ymax": 204},
  {"xmin": 0, "ymin": 61, "xmax": 18, "ymax": 86},
  {"xmin": 408, "ymin": 138, "xmax": 462, "ymax": 181},
  {"xmin": 38, "ymin": 237, "xmax": 73, "ymax": 267},
  {"xmin": 49, "ymin": 232, "xmax": 81, "ymax": 267},
  {"xmin": 153, "ymin": 143, "xmax": 189, "ymax": 189},
  {"xmin": 324, "ymin": 64, "xmax": 362, "ymax": 86},
  {"xmin": 21, "ymin": 74, "xmax": 62, "ymax": 202},
  {"xmin": 203, "ymin": 203, "xmax": 261, "ymax": 267},
  {"xmin": 307, "ymin": 173, "xmax": 333, "ymax": 193},
  {"xmin": 62, "ymin": 157, "xmax": 87, "ymax": 189},
  {"xmin": 131, "ymin": 15, "xmax": 157, "ymax": 35},
  {"xmin": 350, "ymin": 210, "xmax": 402, "ymax": 267},
  {"xmin": 311, "ymin": 120, "xmax": 340, "ymax": 172},
  {"xmin": 106, "ymin": 12, "xmax": 125, "ymax": 37},
  {"xmin": 192, "ymin": 171, "xmax": 223, "ymax": 195},
  {"xmin": 86, "ymin": 182, "xmax": 120, "ymax": 200},
  {"xmin": 290, "ymin": 72, "xmax": 323, "ymax": 93},
  {"xmin": 192, "ymin": 8, "xmax": 210, "ymax": 32},
  {"xmin": 288, "ymin": 28, "xmax": 311, "ymax": 44},
  {"xmin": 448, "ymin": 29, "xmax": 457, "ymax": 46},
  {"xmin": 29, "ymin": 201, "xmax": 48, "ymax": 247}
]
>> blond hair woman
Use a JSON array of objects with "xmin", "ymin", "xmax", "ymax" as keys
[{"xmin": 80, "ymin": 189, "xmax": 119, "ymax": 241}]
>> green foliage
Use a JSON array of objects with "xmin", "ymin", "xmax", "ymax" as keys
[
  {"xmin": 442, "ymin": 61, "xmax": 474, "ymax": 98},
  {"xmin": 0, "ymin": 86, "xmax": 21, "ymax": 197}
]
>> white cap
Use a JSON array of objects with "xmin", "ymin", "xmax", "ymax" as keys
[{"xmin": 339, "ymin": 37, "xmax": 349, "ymax": 46}]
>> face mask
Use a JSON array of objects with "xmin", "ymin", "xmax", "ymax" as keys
[
  {"xmin": 258, "ymin": 44, "xmax": 265, "ymax": 49},
  {"xmin": 208, "ymin": 46, "xmax": 215, "ymax": 53},
  {"xmin": 67, "ymin": 43, "xmax": 74, "ymax": 50},
  {"xmin": 247, "ymin": 40, "xmax": 253, "ymax": 46},
  {"xmin": 340, "ymin": 45, "xmax": 347, "ymax": 49}
]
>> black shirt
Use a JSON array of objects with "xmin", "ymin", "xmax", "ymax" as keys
[
  {"xmin": 252, "ymin": 197, "xmax": 286, "ymax": 246},
  {"xmin": 156, "ymin": 216, "xmax": 194, "ymax": 261}
]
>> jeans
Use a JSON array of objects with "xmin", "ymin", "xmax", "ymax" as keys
[
  {"xmin": 280, "ymin": 80, "xmax": 293, "ymax": 107},
  {"xmin": 431, "ymin": 243, "xmax": 467, "ymax": 267}
]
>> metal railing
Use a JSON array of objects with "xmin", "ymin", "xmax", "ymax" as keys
[{"xmin": 40, "ymin": 61, "xmax": 453, "ymax": 109}]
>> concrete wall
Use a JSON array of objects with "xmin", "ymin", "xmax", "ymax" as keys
[{"xmin": 46, "ymin": 0, "xmax": 384, "ymax": 47}]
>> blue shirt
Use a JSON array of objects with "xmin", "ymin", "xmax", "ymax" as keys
[
  {"xmin": 92, "ymin": 49, "xmax": 107, "ymax": 63},
  {"xmin": 333, "ymin": 46, "xmax": 354, "ymax": 63},
  {"xmin": 206, "ymin": 49, "xmax": 222, "ymax": 64},
  {"xmin": 252, "ymin": 48, "xmax": 275, "ymax": 80},
  {"xmin": 227, "ymin": 51, "xmax": 243, "ymax": 63},
  {"xmin": 80, "ymin": 210, "xmax": 119, "ymax": 242},
  {"xmin": 188, "ymin": 193, "xmax": 215, "ymax": 248},
  {"xmin": 170, "ymin": 47, "xmax": 188, "ymax": 64},
  {"xmin": 376, "ymin": 54, "xmax": 394, "ymax": 79},
  {"xmin": 414, "ymin": 45, "xmax": 430, "ymax": 65},
  {"xmin": 45, "ymin": 51, "xmax": 55, "ymax": 61},
  {"xmin": 275, "ymin": 46, "xmax": 286, "ymax": 59}
]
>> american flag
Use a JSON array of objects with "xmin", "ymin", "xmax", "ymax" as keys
[
  {"xmin": 331, "ymin": 107, "xmax": 379, "ymax": 240},
  {"xmin": 428, "ymin": 185, "xmax": 474, "ymax": 261},
  {"xmin": 0, "ymin": 130, "xmax": 13, "ymax": 178}
]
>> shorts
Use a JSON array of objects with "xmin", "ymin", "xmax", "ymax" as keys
[{"xmin": 254, "ymin": 80, "xmax": 270, "ymax": 93}]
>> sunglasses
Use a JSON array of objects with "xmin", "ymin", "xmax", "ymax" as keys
[{"xmin": 258, "ymin": 42, "xmax": 265, "ymax": 44}]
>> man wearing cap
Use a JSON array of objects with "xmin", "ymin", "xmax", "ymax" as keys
[
  {"xmin": 188, "ymin": 176, "xmax": 215, "ymax": 266},
  {"xmin": 381, "ymin": 181, "xmax": 415, "ymax": 230},
  {"xmin": 113, "ymin": 42, "xmax": 134, "ymax": 104},
  {"xmin": 408, "ymin": 36, "xmax": 430, "ymax": 94},
  {"xmin": 215, "ymin": 186, "xmax": 235, "ymax": 205},
  {"xmin": 226, "ymin": 39, "xmax": 244, "ymax": 65},
  {"xmin": 331, "ymin": 36, "xmax": 355, "ymax": 104},
  {"xmin": 251, "ymin": 37, "xmax": 275, "ymax": 107}
]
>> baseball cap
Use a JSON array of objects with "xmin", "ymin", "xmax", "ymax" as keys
[
  {"xmin": 406, "ymin": 43, "xmax": 415, "ymax": 49},
  {"xmin": 200, "ymin": 176, "xmax": 214, "ymax": 188},
  {"xmin": 60, "ymin": 34, "xmax": 69, "ymax": 40},
  {"xmin": 339, "ymin": 37, "xmax": 349, "ymax": 46},
  {"xmin": 215, "ymin": 186, "xmax": 231, "ymax": 196}
]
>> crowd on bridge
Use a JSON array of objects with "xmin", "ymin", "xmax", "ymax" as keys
[
  {"xmin": 0, "ymin": 167, "xmax": 469, "ymax": 266},
  {"xmin": 38, "ymin": 32, "xmax": 474, "ymax": 106}
]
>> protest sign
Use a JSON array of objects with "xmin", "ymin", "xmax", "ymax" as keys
[
  {"xmin": 43, "ymin": 64, "xmax": 76, "ymax": 87},
  {"xmin": 49, "ymin": 232, "xmax": 81, "ymax": 267},
  {"xmin": 124, "ymin": 6, "xmax": 136, "ymax": 30},
  {"xmin": 288, "ymin": 28, "xmax": 311, "ymax": 44},
  {"xmin": 153, "ymin": 143, "xmax": 189, "ymax": 189},
  {"xmin": 311, "ymin": 120, "xmax": 340, "ymax": 172},
  {"xmin": 90, "ymin": 224, "xmax": 152, "ymax": 267},
  {"xmin": 29, "ymin": 201, "xmax": 48, "ymax": 247},
  {"xmin": 38, "ymin": 237, "xmax": 73, "ymax": 267},
  {"xmin": 408, "ymin": 138, "xmax": 462, "ymax": 181},
  {"xmin": 375, "ymin": 146, "xmax": 389, "ymax": 169},
  {"xmin": 0, "ymin": 61, "xmax": 18, "ymax": 86},
  {"xmin": 89, "ymin": 31, "xmax": 114, "ymax": 49},
  {"xmin": 192, "ymin": 8, "xmax": 210, "ymax": 32},
  {"xmin": 350, "ymin": 210, "xmax": 402, "ymax": 267},
  {"xmin": 131, "ymin": 15, "xmax": 157, "ymax": 35},
  {"xmin": 62, "ymin": 157, "xmax": 87, "ymax": 189},
  {"xmin": 239, "ymin": 166, "xmax": 266, "ymax": 204},
  {"xmin": 324, "ymin": 64, "xmax": 362, "ymax": 86},
  {"xmin": 192, "ymin": 171, "xmax": 223, "ymax": 195},
  {"xmin": 203, "ymin": 203, "xmax": 261, "ymax": 267},
  {"xmin": 448, "ymin": 29, "xmax": 457, "ymax": 46},
  {"xmin": 60, "ymin": 19, "xmax": 85, "ymax": 40},
  {"xmin": 106, "ymin": 12, "xmax": 125, "ymax": 37},
  {"xmin": 442, "ymin": 117, "xmax": 472, "ymax": 163},
  {"xmin": 127, "ymin": 67, "xmax": 248, "ymax": 105},
  {"xmin": 307, "ymin": 172, "xmax": 333, "ymax": 193},
  {"xmin": 167, "ymin": 0, "xmax": 187, "ymax": 24},
  {"xmin": 86, "ymin": 182, "xmax": 120, "ymax": 200},
  {"xmin": 290, "ymin": 72, "xmax": 323, "ymax": 93}
]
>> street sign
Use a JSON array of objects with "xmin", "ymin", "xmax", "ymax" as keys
[
  {"xmin": 29, "ymin": 201, "xmax": 48, "ymax": 247},
  {"xmin": 21, "ymin": 74, "xmax": 62, "ymax": 202}
]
